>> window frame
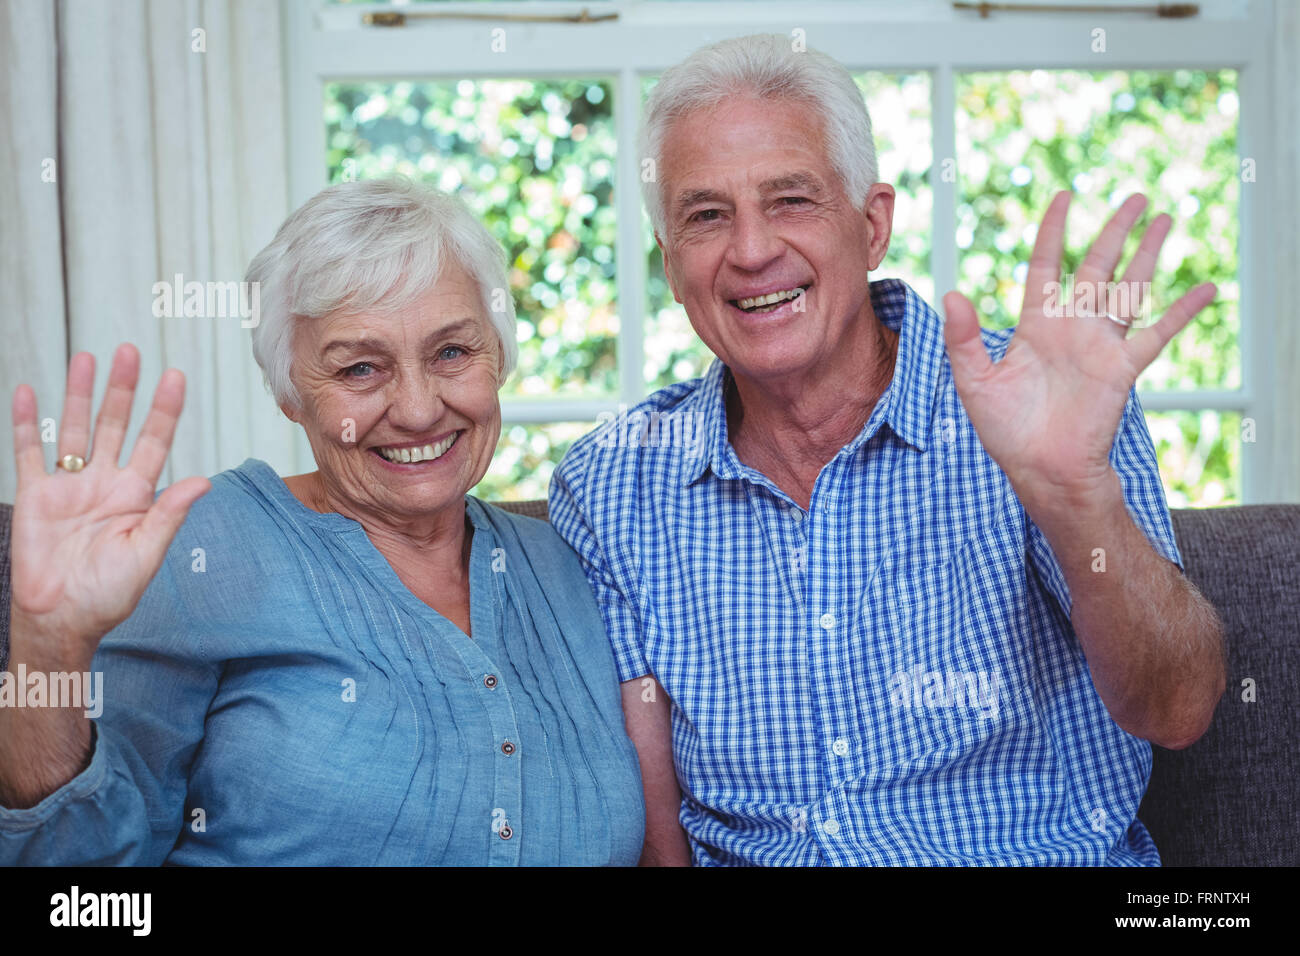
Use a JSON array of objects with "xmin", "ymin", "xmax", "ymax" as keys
[{"xmin": 286, "ymin": 0, "xmax": 1279, "ymax": 503}]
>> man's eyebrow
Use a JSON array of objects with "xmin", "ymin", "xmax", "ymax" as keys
[
  {"xmin": 671, "ymin": 175, "xmax": 826, "ymax": 217},
  {"xmin": 672, "ymin": 188, "xmax": 729, "ymax": 215},
  {"xmin": 320, "ymin": 318, "xmax": 483, "ymax": 358},
  {"xmin": 758, "ymin": 173, "xmax": 825, "ymax": 194}
]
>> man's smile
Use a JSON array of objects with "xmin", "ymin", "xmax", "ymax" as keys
[{"xmin": 731, "ymin": 284, "xmax": 811, "ymax": 313}]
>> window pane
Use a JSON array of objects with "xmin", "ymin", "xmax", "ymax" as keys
[
  {"xmin": 1145, "ymin": 410, "xmax": 1241, "ymax": 508},
  {"xmin": 955, "ymin": 70, "xmax": 1240, "ymax": 392},
  {"xmin": 470, "ymin": 421, "xmax": 595, "ymax": 501},
  {"xmin": 324, "ymin": 79, "xmax": 618, "ymax": 400},
  {"xmin": 859, "ymin": 72, "xmax": 934, "ymax": 306},
  {"xmin": 642, "ymin": 72, "xmax": 933, "ymax": 391}
]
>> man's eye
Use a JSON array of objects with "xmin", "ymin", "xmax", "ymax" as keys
[
  {"xmin": 342, "ymin": 362, "xmax": 375, "ymax": 378},
  {"xmin": 778, "ymin": 196, "xmax": 809, "ymax": 206},
  {"xmin": 691, "ymin": 209, "xmax": 722, "ymax": 223}
]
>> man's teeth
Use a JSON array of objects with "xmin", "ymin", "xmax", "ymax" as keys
[
  {"xmin": 377, "ymin": 432, "xmax": 459, "ymax": 464},
  {"xmin": 736, "ymin": 287, "xmax": 805, "ymax": 311}
]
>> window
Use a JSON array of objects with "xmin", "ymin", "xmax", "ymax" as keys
[{"xmin": 289, "ymin": 0, "xmax": 1276, "ymax": 503}]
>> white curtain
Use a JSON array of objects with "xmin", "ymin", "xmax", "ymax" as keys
[
  {"xmin": 0, "ymin": 0, "xmax": 299, "ymax": 504},
  {"xmin": 1267, "ymin": 0, "xmax": 1300, "ymax": 503}
]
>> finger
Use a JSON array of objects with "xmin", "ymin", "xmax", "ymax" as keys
[
  {"xmin": 88, "ymin": 344, "xmax": 141, "ymax": 469},
  {"xmin": 1074, "ymin": 194, "xmax": 1147, "ymax": 302},
  {"xmin": 134, "ymin": 475, "xmax": 211, "ymax": 578},
  {"xmin": 58, "ymin": 352, "xmax": 96, "ymax": 460},
  {"xmin": 12, "ymin": 384, "xmax": 45, "ymax": 487},
  {"xmin": 1114, "ymin": 213, "xmax": 1172, "ymax": 324},
  {"xmin": 1126, "ymin": 282, "xmax": 1217, "ymax": 371},
  {"xmin": 1023, "ymin": 191, "xmax": 1072, "ymax": 317},
  {"xmin": 942, "ymin": 291, "xmax": 994, "ymax": 387},
  {"xmin": 125, "ymin": 369, "xmax": 187, "ymax": 488}
]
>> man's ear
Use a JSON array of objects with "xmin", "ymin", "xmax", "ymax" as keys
[
  {"xmin": 863, "ymin": 183, "xmax": 896, "ymax": 273},
  {"xmin": 279, "ymin": 400, "xmax": 300, "ymax": 424},
  {"xmin": 655, "ymin": 230, "xmax": 684, "ymax": 305}
]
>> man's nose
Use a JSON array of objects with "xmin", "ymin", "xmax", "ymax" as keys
[
  {"xmin": 386, "ymin": 369, "xmax": 444, "ymax": 430},
  {"xmin": 724, "ymin": 205, "xmax": 783, "ymax": 272}
]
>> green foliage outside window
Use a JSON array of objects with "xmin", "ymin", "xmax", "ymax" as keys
[{"xmin": 324, "ymin": 70, "xmax": 1240, "ymax": 505}]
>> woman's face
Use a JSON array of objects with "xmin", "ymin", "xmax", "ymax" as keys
[{"xmin": 285, "ymin": 257, "xmax": 503, "ymax": 527}]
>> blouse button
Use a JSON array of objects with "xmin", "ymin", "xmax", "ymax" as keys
[
  {"xmin": 499, "ymin": 824, "xmax": 513, "ymax": 840},
  {"xmin": 484, "ymin": 674, "xmax": 498, "ymax": 689},
  {"xmin": 501, "ymin": 740, "xmax": 516, "ymax": 756}
]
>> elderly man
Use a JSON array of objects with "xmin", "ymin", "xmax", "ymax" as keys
[{"xmin": 550, "ymin": 34, "xmax": 1225, "ymax": 866}]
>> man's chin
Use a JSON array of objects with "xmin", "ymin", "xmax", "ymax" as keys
[{"xmin": 723, "ymin": 348, "xmax": 825, "ymax": 386}]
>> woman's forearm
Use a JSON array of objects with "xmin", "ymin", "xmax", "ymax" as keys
[{"xmin": 0, "ymin": 610, "xmax": 96, "ymax": 809}]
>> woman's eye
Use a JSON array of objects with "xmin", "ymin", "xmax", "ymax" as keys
[
  {"xmin": 343, "ymin": 362, "xmax": 375, "ymax": 378},
  {"xmin": 438, "ymin": 346, "xmax": 467, "ymax": 361}
]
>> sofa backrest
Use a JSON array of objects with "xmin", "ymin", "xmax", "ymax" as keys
[{"xmin": 1144, "ymin": 505, "xmax": 1299, "ymax": 865}]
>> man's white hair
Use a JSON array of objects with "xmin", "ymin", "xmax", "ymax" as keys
[
  {"xmin": 639, "ymin": 33, "xmax": 879, "ymax": 237},
  {"xmin": 246, "ymin": 176, "xmax": 518, "ymax": 410}
]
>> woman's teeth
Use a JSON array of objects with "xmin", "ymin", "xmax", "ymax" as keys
[
  {"xmin": 736, "ymin": 287, "xmax": 806, "ymax": 312},
  {"xmin": 377, "ymin": 432, "xmax": 459, "ymax": 464}
]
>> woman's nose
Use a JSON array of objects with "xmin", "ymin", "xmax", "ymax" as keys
[{"xmin": 385, "ymin": 370, "xmax": 444, "ymax": 430}]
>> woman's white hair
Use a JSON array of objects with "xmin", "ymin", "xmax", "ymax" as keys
[
  {"xmin": 246, "ymin": 176, "xmax": 518, "ymax": 410},
  {"xmin": 639, "ymin": 33, "xmax": 879, "ymax": 237}
]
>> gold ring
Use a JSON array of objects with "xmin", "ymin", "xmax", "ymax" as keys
[
  {"xmin": 1079, "ymin": 310, "xmax": 1133, "ymax": 329},
  {"xmin": 57, "ymin": 454, "xmax": 87, "ymax": 472}
]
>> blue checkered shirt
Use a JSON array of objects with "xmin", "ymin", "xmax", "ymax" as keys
[{"xmin": 549, "ymin": 278, "xmax": 1180, "ymax": 866}]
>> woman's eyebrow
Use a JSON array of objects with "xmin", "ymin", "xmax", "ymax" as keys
[{"xmin": 321, "ymin": 319, "xmax": 484, "ymax": 358}]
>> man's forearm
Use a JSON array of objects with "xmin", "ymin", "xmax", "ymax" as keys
[{"xmin": 1022, "ymin": 473, "xmax": 1225, "ymax": 749}]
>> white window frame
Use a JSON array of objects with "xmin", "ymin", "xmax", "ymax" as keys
[{"xmin": 285, "ymin": 0, "xmax": 1280, "ymax": 503}]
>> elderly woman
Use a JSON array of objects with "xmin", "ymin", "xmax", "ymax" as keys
[{"xmin": 0, "ymin": 178, "xmax": 647, "ymax": 865}]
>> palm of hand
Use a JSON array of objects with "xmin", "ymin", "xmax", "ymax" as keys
[
  {"xmin": 12, "ymin": 467, "xmax": 160, "ymax": 635},
  {"xmin": 9, "ymin": 346, "xmax": 210, "ymax": 653},
  {"xmin": 941, "ymin": 192, "xmax": 1216, "ymax": 503}
]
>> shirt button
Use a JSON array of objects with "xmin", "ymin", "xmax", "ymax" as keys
[
  {"xmin": 501, "ymin": 740, "xmax": 516, "ymax": 756},
  {"xmin": 483, "ymin": 674, "xmax": 498, "ymax": 689},
  {"xmin": 832, "ymin": 738, "xmax": 849, "ymax": 757},
  {"xmin": 499, "ymin": 824, "xmax": 513, "ymax": 840},
  {"xmin": 819, "ymin": 612, "xmax": 836, "ymax": 630},
  {"xmin": 789, "ymin": 505, "xmax": 804, "ymax": 522},
  {"xmin": 822, "ymin": 818, "xmax": 840, "ymax": 836}
]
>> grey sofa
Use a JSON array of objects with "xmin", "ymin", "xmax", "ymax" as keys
[{"xmin": 1, "ymin": 499, "xmax": 1295, "ymax": 866}]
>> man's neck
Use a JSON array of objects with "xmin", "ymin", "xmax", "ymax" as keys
[{"xmin": 727, "ymin": 313, "xmax": 899, "ymax": 509}]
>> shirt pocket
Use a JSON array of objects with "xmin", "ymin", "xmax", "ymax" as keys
[{"xmin": 864, "ymin": 509, "xmax": 1034, "ymax": 772}]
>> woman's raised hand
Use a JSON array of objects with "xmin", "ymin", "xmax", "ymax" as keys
[{"xmin": 9, "ymin": 344, "xmax": 210, "ymax": 662}]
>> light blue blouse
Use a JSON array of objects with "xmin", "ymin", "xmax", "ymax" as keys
[{"xmin": 0, "ymin": 459, "xmax": 645, "ymax": 865}]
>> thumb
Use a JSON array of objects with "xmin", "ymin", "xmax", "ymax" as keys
[
  {"xmin": 136, "ymin": 476, "xmax": 211, "ymax": 564},
  {"xmin": 942, "ymin": 291, "xmax": 994, "ymax": 388}
]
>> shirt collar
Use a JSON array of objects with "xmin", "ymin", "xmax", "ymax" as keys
[{"xmin": 681, "ymin": 278, "xmax": 944, "ymax": 487}]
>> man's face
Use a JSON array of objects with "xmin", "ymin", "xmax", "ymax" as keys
[{"xmin": 656, "ymin": 95, "xmax": 894, "ymax": 384}]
